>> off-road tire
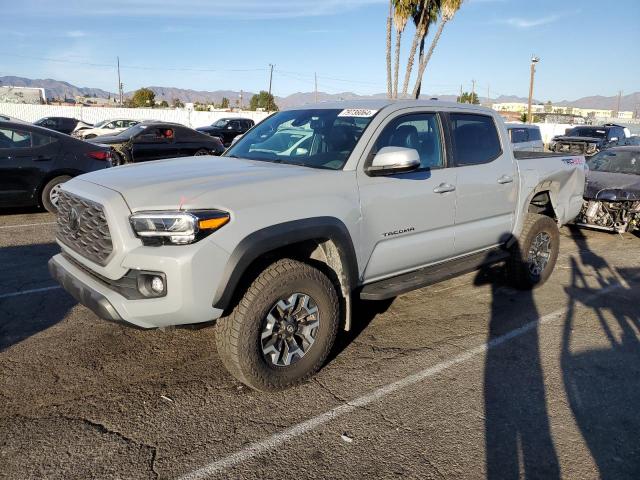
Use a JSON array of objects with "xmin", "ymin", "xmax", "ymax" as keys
[
  {"xmin": 41, "ymin": 175, "xmax": 71, "ymax": 213},
  {"xmin": 507, "ymin": 213, "xmax": 559, "ymax": 290},
  {"xmin": 216, "ymin": 258, "xmax": 339, "ymax": 391}
]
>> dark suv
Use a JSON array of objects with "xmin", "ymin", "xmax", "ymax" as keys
[
  {"xmin": 196, "ymin": 118, "xmax": 255, "ymax": 147},
  {"xmin": 550, "ymin": 123, "xmax": 628, "ymax": 156},
  {"xmin": 34, "ymin": 117, "xmax": 86, "ymax": 135}
]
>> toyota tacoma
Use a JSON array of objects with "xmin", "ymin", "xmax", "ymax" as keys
[{"xmin": 49, "ymin": 101, "xmax": 587, "ymax": 391}]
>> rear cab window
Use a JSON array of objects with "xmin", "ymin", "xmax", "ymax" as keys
[{"xmin": 449, "ymin": 113, "xmax": 502, "ymax": 166}]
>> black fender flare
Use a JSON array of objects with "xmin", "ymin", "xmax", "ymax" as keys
[{"xmin": 213, "ymin": 217, "xmax": 358, "ymax": 311}]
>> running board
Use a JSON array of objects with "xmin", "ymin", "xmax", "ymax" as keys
[{"xmin": 359, "ymin": 248, "xmax": 510, "ymax": 301}]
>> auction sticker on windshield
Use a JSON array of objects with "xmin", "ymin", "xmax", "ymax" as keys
[{"xmin": 338, "ymin": 109, "xmax": 378, "ymax": 117}]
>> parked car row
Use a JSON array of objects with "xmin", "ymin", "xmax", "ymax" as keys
[{"xmin": 0, "ymin": 115, "xmax": 240, "ymax": 211}]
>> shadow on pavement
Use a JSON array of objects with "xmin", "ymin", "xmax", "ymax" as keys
[
  {"xmin": 475, "ymin": 241, "xmax": 561, "ymax": 480},
  {"xmin": 0, "ymin": 242, "xmax": 73, "ymax": 351},
  {"xmin": 562, "ymin": 228, "xmax": 640, "ymax": 479}
]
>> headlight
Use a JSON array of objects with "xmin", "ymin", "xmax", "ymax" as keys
[{"xmin": 130, "ymin": 210, "xmax": 230, "ymax": 245}]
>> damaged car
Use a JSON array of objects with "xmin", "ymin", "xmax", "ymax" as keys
[
  {"xmin": 89, "ymin": 121, "xmax": 225, "ymax": 165},
  {"xmin": 576, "ymin": 146, "xmax": 640, "ymax": 233},
  {"xmin": 550, "ymin": 124, "xmax": 629, "ymax": 157}
]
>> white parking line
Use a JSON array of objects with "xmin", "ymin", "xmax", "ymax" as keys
[
  {"xmin": 0, "ymin": 286, "xmax": 62, "ymax": 300},
  {"xmin": 0, "ymin": 222, "xmax": 56, "ymax": 230},
  {"xmin": 178, "ymin": 277, "xmax": 633, "ymax": 480}
]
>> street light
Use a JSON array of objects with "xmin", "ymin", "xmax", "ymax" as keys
[{"xmin": 527, "ymin": 55, "xmax": 540, "ymax": 124}]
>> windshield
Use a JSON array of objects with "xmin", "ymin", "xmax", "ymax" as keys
[
  {"xmin": 566, "ymin": 127, "xmax": 606, "ymax": 138},
  {"xmin": 588, "ymin": 150, "xmax": 640, "ymax": 175},
  {"xmin": 116, "ymin": 124, "xmax": 149, "ymax": 138},
  {"xmin": 224, "ymin": 108, "xmax": 377, "ymax": 170},
  {"xmin": 94, "ymin": 120, "xmax": 109, "ymax": 128},
  {"xmin": 212, "ymin": 119, "xmax": 229, "ymax": 128}
]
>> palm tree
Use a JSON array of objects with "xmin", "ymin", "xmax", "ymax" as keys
[
  {"xmin": 414, "ymin": 0, "xmax": 441, "ymax": 98},
  {"xmin": 411, "ymin": 0, "xmax": 464, "ymax": 99},
  {"xmin": 386, "ymin": 1, "xmax": 393, "ymax": 99},
  {"xmin": 400, "ymin": 0, "xmax": 435, "ymax": 98},
  {"xmin": 392, "ymin": 0, "xmax": 414, "ymax": 98}
]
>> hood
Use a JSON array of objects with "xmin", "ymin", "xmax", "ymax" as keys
[
  {"xmin": 584, "ymin": 170, "xmax": 640, "ymax": 200},
  {"xmin": 196, "ymin": 126, "xmax": 222, "ymax": 134},
  {"xmin": 88, "ymin": 135, "xmax": 127, "ymax": 145},
  {"xmin": 554, "ymin": 136, "xmax": 603, "ymax": 144},
  {"xmin": 75, "ymin": 156, "xmax": 340, "ymax": 210}
]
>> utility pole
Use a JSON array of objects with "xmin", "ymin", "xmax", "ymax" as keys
[
  {"xmin": 527, "ymin": 55, "xmax": 540, "ymax": 124},
  {"xmin": 314, "ymin": 72, "xmax": 318, "ymax": 103},
  {"xmin": 487, "ymin": 84, "xmax": 491, "ymax": 107},
  {"xmin": 117, "ymin": 56, "xmax": 122, "ymax": 105},
  {"xmin": 267, "ymin": 64, "xmax": 274, "ymax": 112},
  {"xmin": 614, "ymin": 90, "xmax": 622, "ymax": 118},
  {"xmin": 459, "ymin": 84, "xmax": 463, "ymax": 103},
  {"xmin": 471, "ymin": 79, "xmax": 476, "ymax": 104}
]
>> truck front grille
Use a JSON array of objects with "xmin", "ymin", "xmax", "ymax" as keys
[
  {"xmin": 557, "ymin": 142, "xmax": 587, "ymax": 154},
  {"xmin": 56, "ymin": 190, "xmax": 113, "ymax": 266}
]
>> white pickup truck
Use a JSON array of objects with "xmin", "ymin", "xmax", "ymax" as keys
[{"xmin": 49, "ymin": 100, "xmax": 587, "ymax": 391}]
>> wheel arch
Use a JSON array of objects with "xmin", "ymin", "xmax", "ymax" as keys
[
  {"xmin": 35, "ymin": 169, "xmax": 82, "ymax": 206},
  {"xmin": 212, "ymin": 217, "xmax": 358, "ymax": 330}
]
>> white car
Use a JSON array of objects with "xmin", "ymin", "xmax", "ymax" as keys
[{"xmin": 73, "ymin": 119, "xmax": 140, "ymax": 139}]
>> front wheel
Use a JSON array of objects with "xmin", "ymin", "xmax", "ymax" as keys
[
  {"xmin": 507, "ymin": 213, "xmax": 560, "ymax": 289},
  {"xmin": 216, "ymin": 259, "xmax": 339, "ymax": 391},
  {"xmin": 41, "ymin": 175, "xmax": 72, "ymax": 213}
]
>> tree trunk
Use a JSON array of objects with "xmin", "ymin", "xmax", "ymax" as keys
[
  {"xmin": 386, "ymin": 2, "xmax": 393, "ymax": 99},
  {"xmin": 415, "ymin": 36, "xmax": 425, "ymax": 99},
  {"xmin": 393, "ymin": 30, "xmax": 402, "ymax": 99},
  {"xmin": 400, "ymin": 7, "xmax": 426, "ymax": 98},
  {"xmin": 412, "ymin": 18, "xmax": 448, "ymax": 99}
]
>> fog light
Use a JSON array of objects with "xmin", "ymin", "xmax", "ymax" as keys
[
  {"xmin": 136, "ymin": 272, "xmax": 167, "ymax": 298},
  {"xmin": 151, "ymin": 276, "xmax": 164, "ymax": 294}
]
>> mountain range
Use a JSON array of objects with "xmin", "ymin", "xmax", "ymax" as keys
[{"xmin": 1, "ymin": 76, "xmax": 638, "ymax": 112}]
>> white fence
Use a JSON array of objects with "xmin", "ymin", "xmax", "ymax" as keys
[{"xmin": 0, "ymin": 103, "xmax": 270, "ymax": 129}]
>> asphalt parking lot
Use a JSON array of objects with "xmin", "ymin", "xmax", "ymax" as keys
[{"xmin": 1, "ymin": 209, "xmax": 639, "ymax": 480}]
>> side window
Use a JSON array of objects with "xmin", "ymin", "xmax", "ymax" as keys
[
  {"xmin": 41, "ymin": 118, "xmax": 57, "ymax": 128},
  {"xmin": 0, "ymin": 128, "xmax": 32, "ymax": 149},
  {"xmin": 230, "ymin": 121, "xmax": 241, "ymax": 130},
  {"xmin": 33, "ymin": 132, "xmax": 57, "ymax": 147},
  {"xmin": 510, "ymin": 128, "xmax": 528, "ymax": 143},
  {"xmin": 449, "ymin": 113, "xmax": 502, "ymax": 166},
  {"xmin": 529, "ymin": 127, "xmax": 542, "ymax": 141},
  {"xmin": 105, "ymin": 122, "xmax": 116, "ymax": 129},
  {"xmin": 375, "ymin": 113, "xmax": 444, "ymax": 169}
]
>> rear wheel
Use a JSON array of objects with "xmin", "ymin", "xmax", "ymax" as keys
[
  {"xmin": 507, "ymin": 213, "xmax": 559, "ymax": 289},
  {"xmin": 41, "ymin": 175, "xmax": 71, "ymax": 213},
  {"xmin": 216, "ymin": 259, "xmax": 339, "ymax": 391}
]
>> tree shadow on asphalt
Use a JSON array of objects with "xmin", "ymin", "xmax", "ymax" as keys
[
  {"xmin": 561, "ymin": 227, "xmax": 640, "ymax": 479},
  {"xmin": 474, "ymin": 241, "xmax": 561, "ymax": 480},
  {"xmin": 0, "ymin": 242, "xmax": 73, "ymax": 351}
]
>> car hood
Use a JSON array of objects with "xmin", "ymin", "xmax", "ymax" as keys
[
  {"xmin": 196, "ymin": 126, "xmax": 222, "ymax": 134},
  {"xmin": 584, "ymin": 170, "xmax": 640, "ymax": 201},
  {"xmin": 75, "ymin": 156, "xmax": 342, "ymax": 211},
  {"xmin": 554, "ymin": 136, "xmax": 603, "ymax": 143}
]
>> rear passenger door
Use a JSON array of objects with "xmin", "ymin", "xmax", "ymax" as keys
[
  {"xmin": 447, "ymin": 112, "xmax": 517, "ymax": 254},
  {"xmin": 358, "ymin": 111, "xmax": 457, "ymax": 282},
  {"xmin": 0, "ymin": 127, "xmax": 48, "ymax": 205}
]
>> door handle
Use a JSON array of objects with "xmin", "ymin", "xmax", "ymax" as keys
[
  {"xmin": 497, "ymin": 175, "xmax": 513, "ymax": 184},
  {"xmin": 433, "ymin": 183, "xmax": 456, "ymax": 194}
]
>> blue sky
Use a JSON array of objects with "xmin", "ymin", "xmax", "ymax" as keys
[{"xmin": 2, "ymin": 0, "xmax": 639, "ymax": 101}]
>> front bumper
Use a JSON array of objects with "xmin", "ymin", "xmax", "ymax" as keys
[{"xmin": 49, "ymin": 249, "xmax": 226, "ymax": 329}]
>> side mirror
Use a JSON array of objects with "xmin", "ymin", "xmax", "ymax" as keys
[
  {"xmin": 230, "ymin": 134, "xmax": 243, "ymax": 146},
  {"xmin": 366, "ymin": 146, "xmax": 421, "ymax": 176}
]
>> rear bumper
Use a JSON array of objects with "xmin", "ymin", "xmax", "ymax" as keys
[{"xmin": 48, "ymin": 255, "xmax": 124, "ymax": 324}]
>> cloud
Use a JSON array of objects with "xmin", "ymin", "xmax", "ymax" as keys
[
  {"xmin": 504, "ymin": 15, "xmax": 559, "ymax": 28},
  {"xmin": 7, "ymin": 0, "xmax": 386, "ymax": 19},
  {"xmin": 65, "ymin": 30, "xmax": 87, "ymax": 38}
]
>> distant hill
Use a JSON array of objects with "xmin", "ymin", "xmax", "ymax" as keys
[
  {"xmin": 1, "ymin": 76, "xmax": 637, "ymax": 111},
  {"xmin": 0, "ymin": 76, "xmax": 114, "ymax": 100}
]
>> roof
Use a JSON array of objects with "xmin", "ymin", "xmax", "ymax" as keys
[{"xmin": 285, "ymin": 99, "xmax": 493, "ymax": 115}]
